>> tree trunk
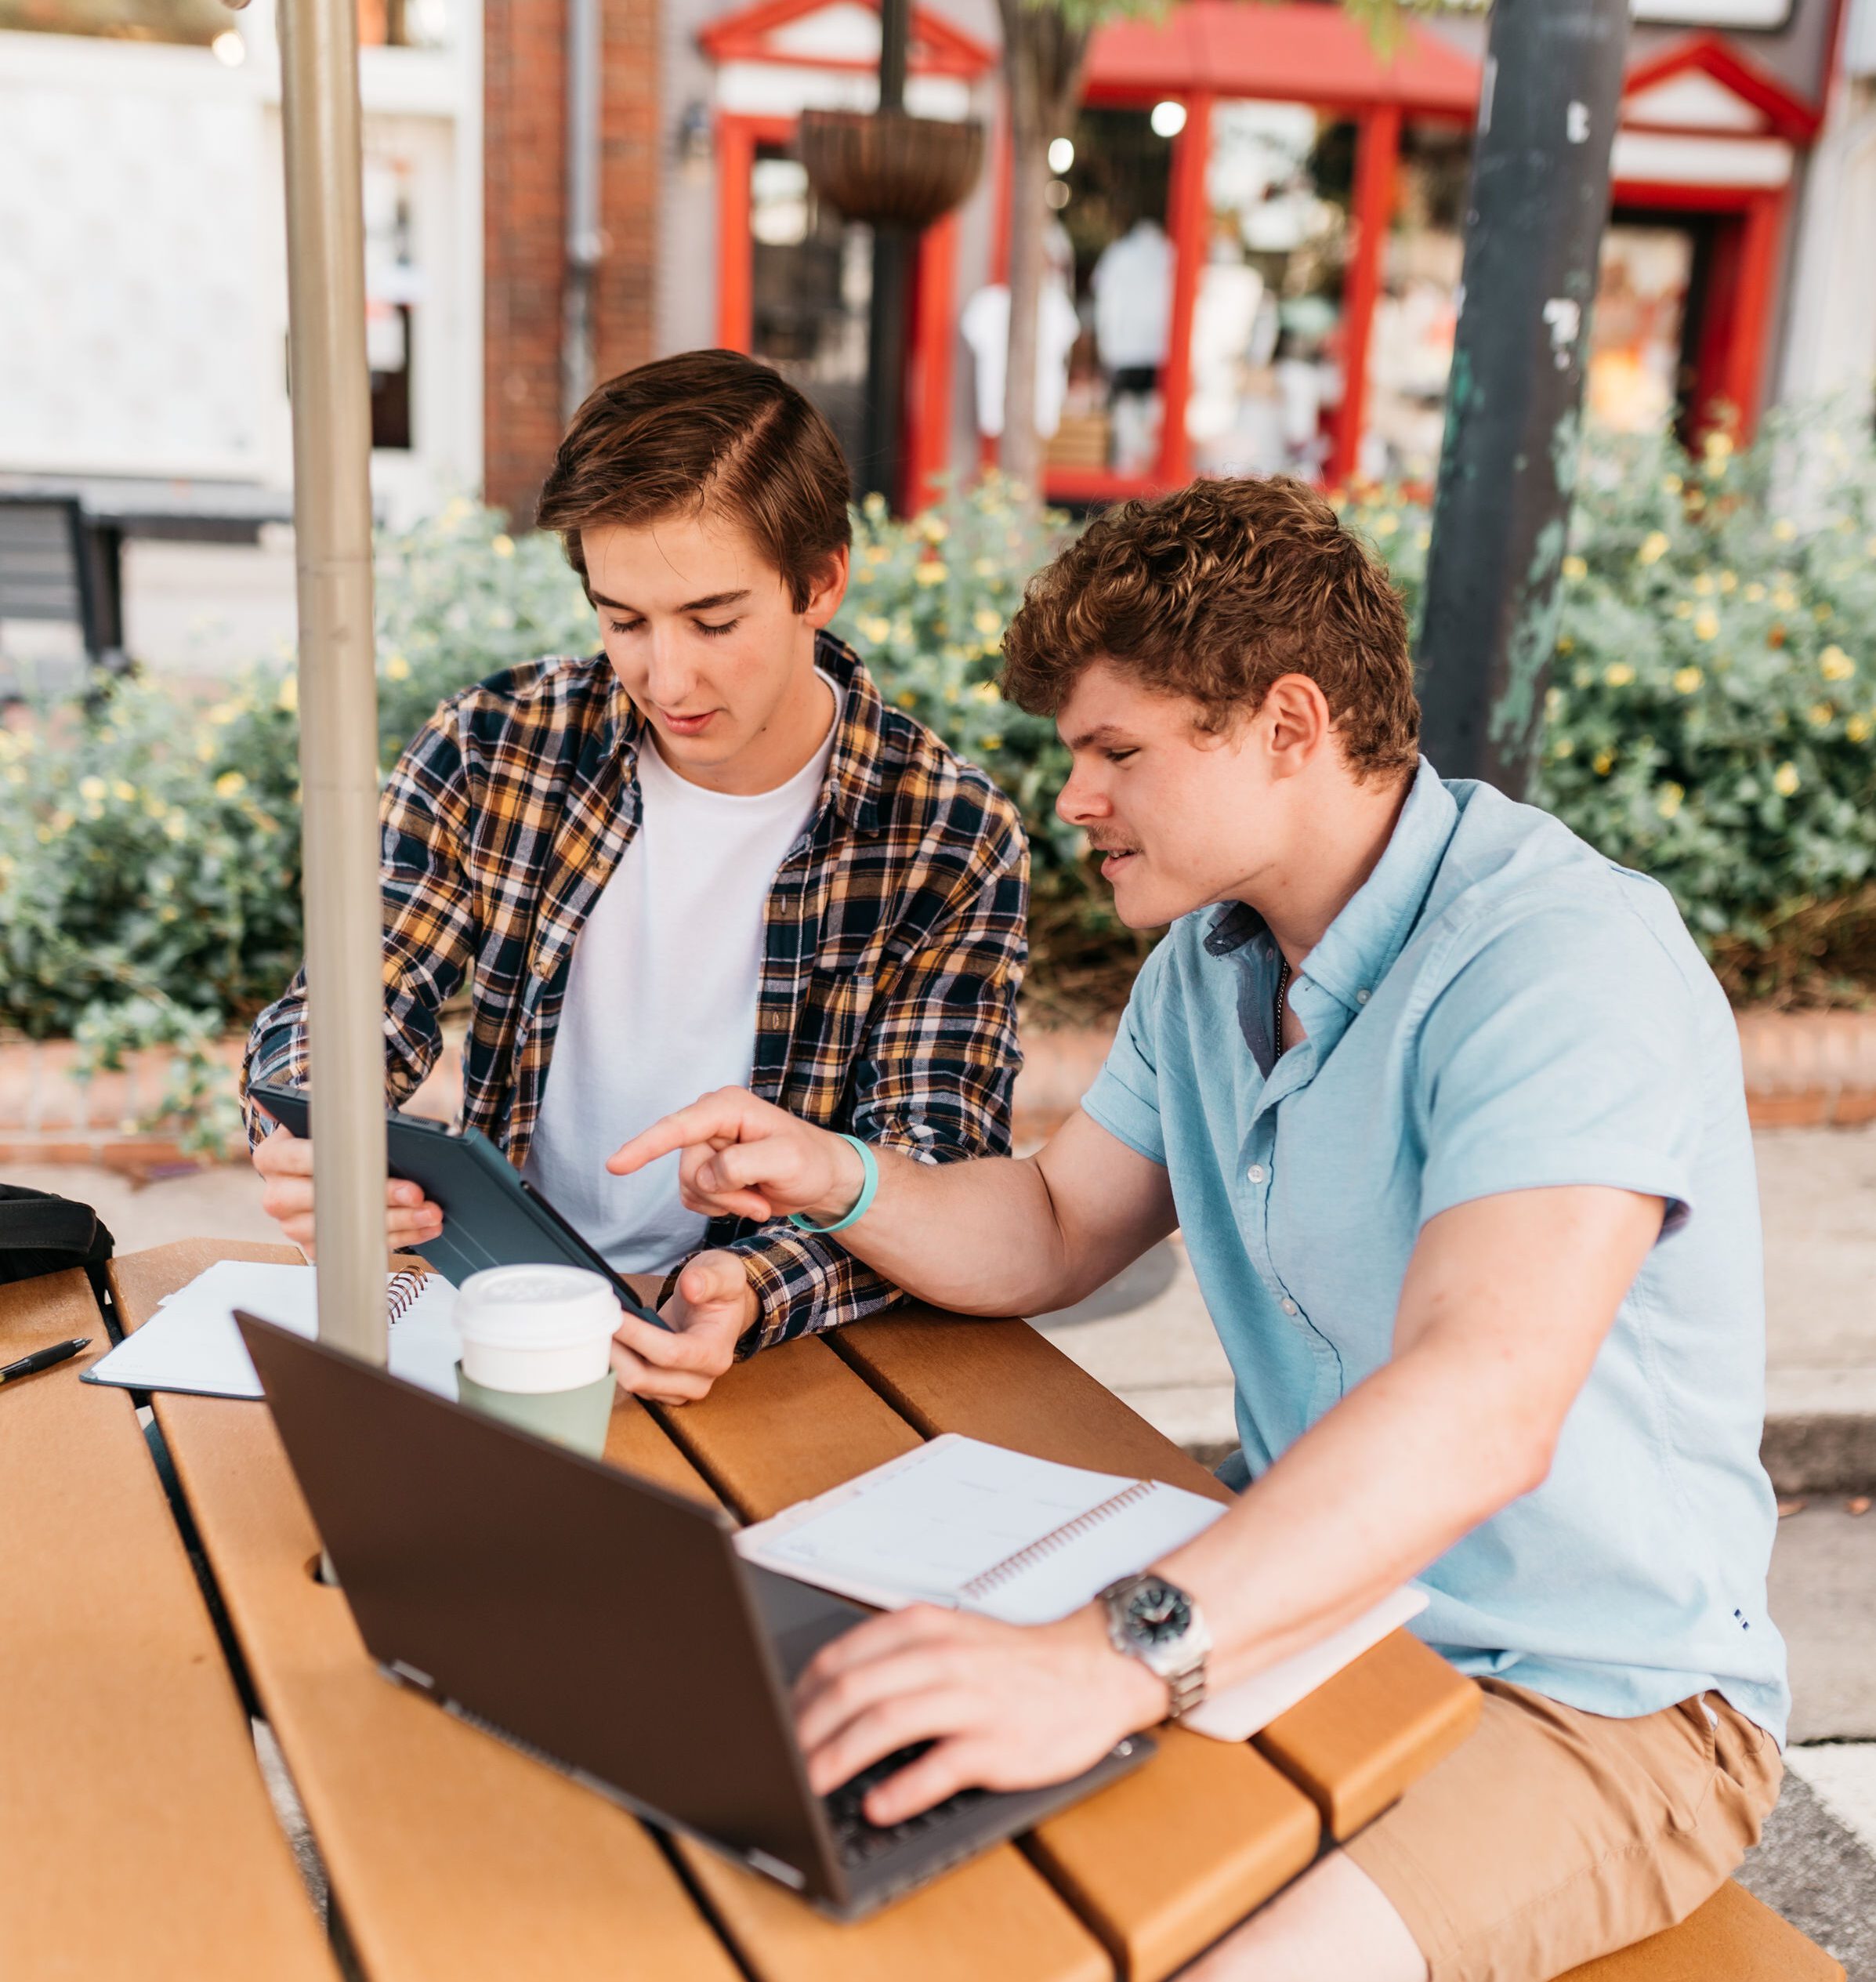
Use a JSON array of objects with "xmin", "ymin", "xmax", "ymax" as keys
[{"xmin": 997, "ymin": 0, "xmax": 1085, "ymax": 504}]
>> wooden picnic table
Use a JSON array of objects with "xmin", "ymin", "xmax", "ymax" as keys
[{"xmin": 9, "ymin": 1236, "xmax": 1483, "ymax": 1982}]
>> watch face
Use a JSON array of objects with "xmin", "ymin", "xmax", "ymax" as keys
[{"xmin": 1127, "ymin": 1578, "xmax": 1191, "ymax": 1647}]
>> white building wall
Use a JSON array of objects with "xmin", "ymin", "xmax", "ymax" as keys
[{"xmin": 0, "ymin": 2, "xmax": 483, "ymax": 528}]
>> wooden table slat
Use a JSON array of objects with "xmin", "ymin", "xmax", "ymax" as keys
[
  {"xmin": 110, "ymin": 1240, "xmax": 744, "ymax": 1982},
  {"xmin": 1255, "ymin": 1630, "xmax": 1482, "ymax": 1840},
  {"xmin": 654, "ymin": 1332, "xmax": 1118, "ymax": 1980},
  {"xmin": 833, "ymin": 1308, "xmax": 1483, "ymax": 1915},
  {"xmin": 1, "ymin": 1264, "xmax": 339, "ymax": 1982}
]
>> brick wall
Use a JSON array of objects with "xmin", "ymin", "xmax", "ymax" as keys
[{"xmin": 483, "ymin": 0, "xmax": 660, "ymax": 529}]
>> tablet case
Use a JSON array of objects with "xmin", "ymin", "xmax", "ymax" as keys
[{"xmin": 248, "ymin": 1084, "xmax": 666, "ymax": 1328}]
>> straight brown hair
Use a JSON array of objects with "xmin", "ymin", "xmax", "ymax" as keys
[{"xmin": 536, "ymin": 350, "xmax": 853, "ymax": 609}]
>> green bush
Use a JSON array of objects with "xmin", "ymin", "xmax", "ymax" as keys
[
  {"xmin": 4, "ymin": 408, "xmax": 1874, "ymax": 1127},
  {"xmin": 1339, "ymin": 401, "xmax": 1876, "ymax": 1000}
]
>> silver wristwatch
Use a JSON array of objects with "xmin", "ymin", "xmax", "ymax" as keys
[{"xmin": 1097, "ymin": 1571, "xmax": 1211, "ymax": 1719}]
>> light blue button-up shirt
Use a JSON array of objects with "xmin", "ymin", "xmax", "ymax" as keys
[{"xmin": 1084, "ymin": 759, "xmax": 1790, "ymax": 1739}]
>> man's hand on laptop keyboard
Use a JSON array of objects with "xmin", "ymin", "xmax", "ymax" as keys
[
  {"xmin": 791, "ymin": 1601, "xmax": 1168, "ymax": 1825},
  {"xmin": 608, "ymin": 1249, "xmax": 755, "ymax": 1405}
]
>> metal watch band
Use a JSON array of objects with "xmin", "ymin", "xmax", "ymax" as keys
[{"xmin": 1099, "ymin": 1572, "xmax": 1211, "ymax": 1721}]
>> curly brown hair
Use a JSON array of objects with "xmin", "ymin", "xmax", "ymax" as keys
[
  {"xmin": 1001, "ymin": 476, "xmax": 1418, "ymax": 779},
  {"xmin": 537, "ymin": 350, "xmax": 852, "ymax": 611}
]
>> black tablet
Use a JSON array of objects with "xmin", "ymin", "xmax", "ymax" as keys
[{"xmin": 248, "ymin": 1082, "xmax": 668, "ymax": 1328}]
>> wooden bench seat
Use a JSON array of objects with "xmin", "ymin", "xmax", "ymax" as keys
[
  {"xmin": 0, "ymin": 1264, "xmax": 339, "ymax": 1982},
  {"xmin": 1555, "ymin": 1879, "xmax": 1842, "ymax": 1980}
]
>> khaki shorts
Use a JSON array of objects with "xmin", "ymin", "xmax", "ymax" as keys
[{"xmin": 1343, "ymin": 1678, "xmax": 1783, "ymax": 1982}]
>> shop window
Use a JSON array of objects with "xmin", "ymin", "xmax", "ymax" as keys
[
  {"xmin": 748, "ymin": 145, "xmax": 871, "ymax": 482},
  {"xmin": 0, "ymin": 0, "xmax": 229, "ymax": 42},
  {"xmin": 364, "ymin": 155, "xmax": 418, "ymax": 451},
  {"xmin": 1588, "ymin": 216, "xmax": 1704, "ymax": 440},
  {"xmin": 1048, "ymin": 107, "xmax": 1178, "ymax": 478},
  {"xmin": 1184, "ymin": 103, "xmax": 1356, "ymax": 482},
  {"xmin": 1362, "ymin": 119, "xmax": 1469, "ymax": 486}
]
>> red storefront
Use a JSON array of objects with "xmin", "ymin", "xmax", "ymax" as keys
[{"xmin": 698, "ymin": 0, "xmax": 1827, "ymax": 508}]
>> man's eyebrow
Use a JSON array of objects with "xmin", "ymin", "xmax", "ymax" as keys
[
  {"xmin": 589, "ymin": 588, "xmax": 751, "ymax": 614},
  {"xmin": 1063, "ymin": 722, "xmax": 1132, "ymax": 751}
]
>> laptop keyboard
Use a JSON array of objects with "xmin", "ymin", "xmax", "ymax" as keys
[{"xmin": 824, "ymin": 1743, "xmax": 990, "ymax": 1865}]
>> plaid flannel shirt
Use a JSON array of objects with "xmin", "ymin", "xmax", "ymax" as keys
[{"xmin": 241, "ymin": 632, "xmax": 1028, "ymax": 1351}]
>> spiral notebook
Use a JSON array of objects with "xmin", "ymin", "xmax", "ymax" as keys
[
  {"xmin": 736, "ymin": 1433, "xmax": 1429, "ymax": 1743},
  {"xmin": 84, "ymin": 1260, "xmax": 462, "ymax": 1401}
]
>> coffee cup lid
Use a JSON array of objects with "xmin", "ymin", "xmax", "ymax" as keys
[{"xmin": 453, "ymin": 1265, "xmax": 621, "ymax": 1349}]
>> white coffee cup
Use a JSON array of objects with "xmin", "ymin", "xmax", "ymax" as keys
[{"xmin": 453, "ymin": 1265, "xmax": 621, "ymax": 1394}]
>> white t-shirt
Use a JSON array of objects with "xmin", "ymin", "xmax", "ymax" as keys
[{"xmin": 520, "ymin": 677, "xmax": 839, "ymax": 1274}]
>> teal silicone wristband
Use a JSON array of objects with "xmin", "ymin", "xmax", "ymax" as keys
[{"xmin": 788, "ymin": 1134, "xmax": 879, "ymax": 1237}]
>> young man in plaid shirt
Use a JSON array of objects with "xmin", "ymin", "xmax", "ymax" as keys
[{"xmin": 243, "ymin": 351, "xmax": 1028, "ymax": 1403}]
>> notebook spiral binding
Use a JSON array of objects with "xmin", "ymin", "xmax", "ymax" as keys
[
  {"xmin": 959, "ymin": 1480, "xmax": 1156, "ymax": 1600},
  {"xmin": 387, "ymin": 1269, "xmax": 431, "ymax": 1325}
]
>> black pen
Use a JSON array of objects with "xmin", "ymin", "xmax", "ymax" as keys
[{"xmin": 0, "ymin": 1337, "xmax": 91, "ymax": 1386}]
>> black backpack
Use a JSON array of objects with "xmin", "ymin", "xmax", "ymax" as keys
[{"xmin": 0, "ymin": 1181, "xmax": 117, "ymax": 1321}]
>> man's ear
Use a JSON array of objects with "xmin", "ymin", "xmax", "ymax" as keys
[
  {"xmin": 1259, "ymin": 672, "xmax": 1335, "ymax": 777},
  {"xmin": 802, "ymin": 545, "xmax": 851, "ymax": 629}
]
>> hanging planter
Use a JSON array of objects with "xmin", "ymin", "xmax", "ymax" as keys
[{"xmin": 797, "ymin": 108, "xmax": 985, "ymax": 231}]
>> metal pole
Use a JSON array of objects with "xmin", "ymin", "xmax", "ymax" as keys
[
  {"xmin": 1416, "ymin": 0, "xmax": 1630, "ymax": 796},
  {"xmin": 277, "ymin": 0, "xmax": 389, "ymax": 1363},
  {"xmin": 563, "ymin": 0, "xmax": 603, "ymax": 422},
  {"xmin": 860, "ymin": 0, "xmax": 912, "ymax": 507}
]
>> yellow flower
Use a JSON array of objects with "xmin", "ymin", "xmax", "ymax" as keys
[
  {"xmin": 918, "ymin": 516, "xmax": 951, "ymax": 545},
  {"xmin": 384, "ymin": 654, "xmax": 411, "ymax": 681},
  {"xmin": 1415, "ymin": 527, "xmax": 1432, "ymax": 550},
  {"xmin": 1808, "ymin": 702, "xmax": 1834, "ymax": 726},
  {"xmin": 1866, "ymin": 536, "xmax": 1876, "ymax": 560},
  {"xmin": 1655, "ymin": 782, "xmax": 1684, "ymax": 819},
  {"xmin": 78, "ymin": 775, "xmax": 107, "ymax": 803},
  {"xmin": 491, "ymin": 534, "xmax": 515, "ymax": 558},
  {"xmin": 208, "ymin": 700, "xmax": 244, "ymax": 726},
  {"xmin": 1561, "ymin": 555, "xmax": 1587, "ymax": 582},
  {"xmin": 1592, "ymin": 749, "xmax": 1614, "ymax": 776},
  {"xmin": 1693, "ymin": 609, "xmax": 1719, "ymax": 642},
  {"xmin": 1556, "ymin": 636, "xmax": 1575, "ymax": 655},
  {"xmin": 1552, "ymin": 736, "xmax": 1575, "ymax": 759},
  {"xmin": 1545, "ymin": 687, "xmax": 1565, "ymax": 716},
  {"xmin": 1638, "ymin": 531, "xmax": 1670, "ymax": 565},
  {"xmin": 1718, "ymin": 571, "xmax": 1737, "ymax": 595},
  {"xmin": 980, "ymin": 734, "xmax": 1002, "ymax": 752},
  {"xmin": 1744, "ymin": 582, "xmax": 1766, "ymax": 604},
  {"xmin": 1371, "ymin": 513, "xmax": 1399, "ymax": 538},
  {"xmin": 973, "ymin": 608, "xmax": 1001, "ymax": 637},
  {"xmin": 914, "ymin": 561, "xmax": 947, "ymax": 587},
  {"xmin": 896, "ymin": 690, "xmax": 918, "ymax": 710},
  {"xmin": 853, "ymin": 566, "xmax": 874, "ymax": 585},
  {"xmin": 165, "ymin": 813, "xmax": 188, "ymax": 841},
  {"xmin": 1773, "ymin": 762, "xmax": 1800, "ymax": 796},
  {"xmin": 1692, "ymin": 572, "xmax": 1714, "ymax": 596},
  {"xmin": 1772, "ymin": 588, "xmax": 1797, "ymax": 612},
  {"xmin": 1704, "ymin": 430, "xmax": 1733, "ymax": 461},
  {"xmin": 1604, "ymin": 663, "xmax": 1635, "ymax": 687},
  {"xmin": 144, "ymin": 796, "xmax": 167, "ymax": 821},
  {"xmin": 972, "ymin": 557, "xmax": 998, "ymax": 578},
  {"xmin": 1815, "ymin": 603, "xmax": 1833, "ymax": 623},
  {"xmin": 195, "ymin": 739, "xmax": 215, "ymax": 763},
  {"xmin": 1674, "ymin": 600, "xmax": 1694, "ymax": 620},
  {"xmin": 1849, "ymin": 715, "xmax": 1871, "ymax": 742},
  {"xmin": 972, "ymin": 681, "xmax": 1001, "ymax": 704},
  {"xmin": 858, "ymin": 614, "xmax": 891, "ymax": 644},
  {"xmin": 215, "ymin": 770, "xmax": 247, "ymax": 798},
  {"xmin": 36, "ymin": 825, "xmax": 53, "ymax": 844},
  {"xmin": 1673, "ymin": 666, "xmax": 1703, "ymax": 694},
  {"xmin": 112, "ymin": 779, "xmax": 136, "ymax": 803},
  {"xmin": 1661, "ymin": 473, "xmax": 1682, "ymax": 495},
  {"xmin": 1821, "ymin": 645, "xmax": 1856, "ymax": 682},
  {"xmin": 865, "ymin": 543, "xmax": 892, "ymax": 565},
  {"xmin": 442, "ymin": 496, "xmax": 473, "ymax": 525},
  {"xmin": 277, "ymin": 673, "xmax": 299, "ymax": 712},
  {"xmin": 1772, "ymin": 519, "xmax": 1796, "ymax": 542}
]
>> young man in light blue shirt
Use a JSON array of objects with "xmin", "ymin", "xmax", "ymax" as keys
[{"xmin": 613, "ymin": 476, "xmax": 1789, "ymax": 1980}]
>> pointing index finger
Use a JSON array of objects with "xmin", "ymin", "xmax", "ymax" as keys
[{"xmin": 607, "ymin": 1095, "xmax": 738, "ymax": 1176}]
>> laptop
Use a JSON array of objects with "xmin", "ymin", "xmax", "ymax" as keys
[{"xmin": 234, "ymin": 1311, "xmax": 1153, "ymax": 1919}]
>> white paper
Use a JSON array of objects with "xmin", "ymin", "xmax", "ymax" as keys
[
  {"xmin": 1180, "ymin": 1585, "xmax": 1429, "ymax": 1742},
  {"xmin": 737, "ymin": 1433, "xmax": 1224, "ymax": 1622},
  {"xmin": 86, "ymin": 1261, "xmax": 462, "ymax": 1400}
]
